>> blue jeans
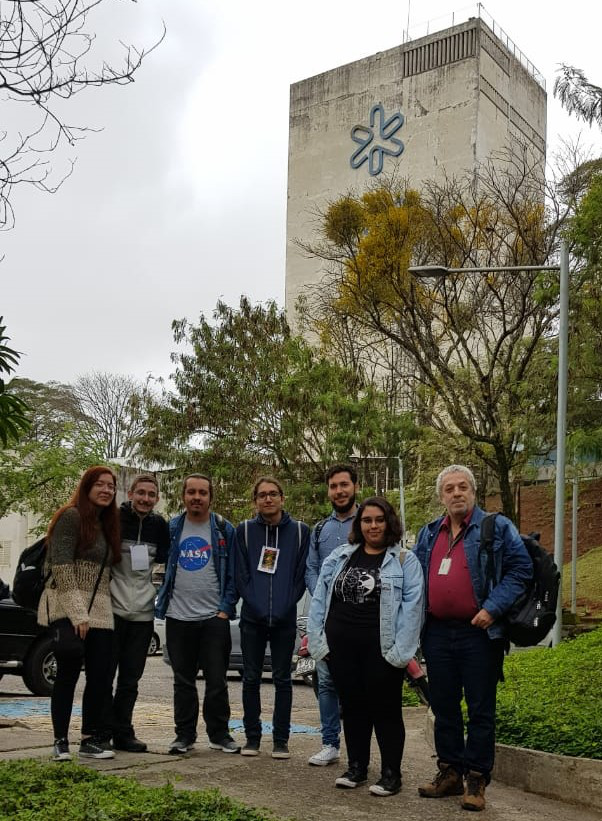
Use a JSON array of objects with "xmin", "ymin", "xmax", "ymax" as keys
[
  {"xmin": 316, "ymin": 658, "xmax": 340, "ymax": 748},
  {"xmin": 240, "ymin": 619, "xmax": 296, "ymax": 745},
  {"xmin": 422, "ymin": 618, "xmax": 504, "ymax": 779}
]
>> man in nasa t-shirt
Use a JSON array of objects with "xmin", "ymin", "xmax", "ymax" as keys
[{"xmin": 156, "ymin": 474, "xmax": 239, "ymax": 755}]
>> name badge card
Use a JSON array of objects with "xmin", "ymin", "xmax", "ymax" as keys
[
  {"xmin": 131, "ymin": 543, "xmax": 150, "ymax": 571},
  {"xmin": 257, "ymin": 546, "xmax": 279, "ymax": 574},
  {"xmin": 438, "ymin": 557, "xmax": 452, "ymax": 575}
]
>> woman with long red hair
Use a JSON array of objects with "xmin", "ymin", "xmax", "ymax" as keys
[{"xmin": 38, "ymin": 465, "xmax": 121, "ymax": 761}]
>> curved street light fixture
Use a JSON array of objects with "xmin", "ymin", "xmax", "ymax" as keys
[{"xmin": 408, "ymin": 242, "xmax": 569, "ymax": 647}]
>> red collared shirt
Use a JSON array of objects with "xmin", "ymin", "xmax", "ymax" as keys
[{"xmin": 427, "ymin": 511, "xmax": 479, "ymax": 620}]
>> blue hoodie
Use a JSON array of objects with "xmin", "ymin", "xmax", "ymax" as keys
[{"xmin": 236, "ymin": 512, "xmax": 310, "ymax": 627}]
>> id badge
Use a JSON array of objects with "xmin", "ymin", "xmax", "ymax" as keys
[
  {"xmin": 131, "ymin": 543, "xmax": 150, "ymax": 571},
  {"xmin": 257, "ymin": 546, "xmax": 279, "ymax": 574},
  {"xmin": 438, "ymin": 557, "xmax": 452, "ymax": 575}
]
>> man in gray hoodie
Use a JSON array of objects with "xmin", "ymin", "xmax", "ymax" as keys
[{"xmin": 107, "ymin": 474, "xmax": 169, "ymax": 751}]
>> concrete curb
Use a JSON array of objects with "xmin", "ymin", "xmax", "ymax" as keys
[{"xmin": 425, "ymin": 710, "xmax": 602, "ymax": 812}]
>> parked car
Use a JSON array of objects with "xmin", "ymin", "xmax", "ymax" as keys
[
  {"xmin": 0, "ymin": 596, "xmax": 56, "ymax": 696},
  {"xmin": 147, "ymin": 626, "xmax": 162, "ymax": 656},
  {"xmin": 156, "ymin": 591, "xmax": 312, "ymax": 675}
]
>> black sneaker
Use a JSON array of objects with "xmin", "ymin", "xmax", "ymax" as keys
[
  {"xmin": 169, "ymin": 736, "xmax": 195, "ymax": 754},
  {"xmin": 79, "ymin": 737, "xmax": 115, "ymax": 759},
  {"xmin": 113, "ymin": 736, "xmax": 147, "ymax": 753},
  {"xmin": 370, "ymin": 769, "xmax": 402, "ymax": 796},
  {"xmin": 52, "ymin": 738, "xmax": 72, "ymax": 761},
  {"xmin": 241, "ymin": 740, "xmax": 261, "ymax": 756},
  {"xmin": 335, "ymin": 764, "xmax": 368, "ymax": 788},
  {"xmin": 209, "ymin": 736, "xmax": 241, "ymax": 754},
  {"xmin": 271, "ymin": 742, "xmax": 290, "ymax": 759}
]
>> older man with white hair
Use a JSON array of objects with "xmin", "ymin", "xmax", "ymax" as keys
[{"xmin": 413, "ymin": 465, "xmax": 531, "ymax": 812}]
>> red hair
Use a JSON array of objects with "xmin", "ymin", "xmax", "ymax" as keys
[{"xmin": 47, "ymin": 465, "xmax": 121, "ymax": 563}]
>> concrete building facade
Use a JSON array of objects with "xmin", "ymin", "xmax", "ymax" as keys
[{"xmin": 285, "ymin": 15, "xmax": 547, "ymax": 318}]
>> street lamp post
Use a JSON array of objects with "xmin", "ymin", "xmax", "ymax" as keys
[{"xmin": 409, "ymin": 241, "xmax": 568, "ymax": 646}]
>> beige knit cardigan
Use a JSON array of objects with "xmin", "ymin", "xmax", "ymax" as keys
[{"xmin": 37, "ymin": 507, "xmax": 114, "ymax": 630}]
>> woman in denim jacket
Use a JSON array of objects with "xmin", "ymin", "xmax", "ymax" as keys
[{"xmin": 307, "ymin": 496, "xmax": 424, "ymax": 797}]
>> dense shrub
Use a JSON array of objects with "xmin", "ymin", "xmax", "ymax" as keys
[
  {"xmin": 0, "ymin": 759, "xmax": 276, "ymax": 821},
  {"xmin": 496, "ymin": 628, "xmax": 602, "ymax": 759}
]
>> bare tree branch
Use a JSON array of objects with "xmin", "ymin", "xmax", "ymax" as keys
[{"xmin": 0, "ymin": 1, "xmax": 165, "ymax": 231}]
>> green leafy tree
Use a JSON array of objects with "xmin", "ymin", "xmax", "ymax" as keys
[
  {"xmin": 0, "ymin": 377, "xmax": 105, "ymax": 528},
  {"xmin": 299, "ymin": 148, "xmax": 571, "ymax": 521},
  {"xmin": 0, "ymin": 433, "xmax": 104, "ymax": 531},
  {"xmin": 0, "ymin": 317, "xmax": 30, "ymax": 447},
  {"xmin": 141, "ymin": 297, "xmax": 416, "ymax": 522}
]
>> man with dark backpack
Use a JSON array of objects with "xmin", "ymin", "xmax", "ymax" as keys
[
  {"xmin": 413, "ymin": 465, "xmax": 532, "ymax": 811},
  {"xmin": 155, "ymin": 474, "xmax": 239, "ymax": 755},
  {"xmin": 480, "ymin": 516, "xmax": 560, "ymax": 647}
]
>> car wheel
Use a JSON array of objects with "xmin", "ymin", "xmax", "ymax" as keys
[
  {"xmin": 22, "ymin": 635, "xmax": 56, "ymax": 696},
  {"xmin": 147, "ymin": 632, "xmax": 160, "ymax": 656}
]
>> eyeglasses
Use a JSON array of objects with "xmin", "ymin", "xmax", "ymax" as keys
[
  {"xmin": 256, "ymin": 491, "xmax": 281, "ymax": 500},
  {"xmin": 360, "ymin": 516, "xmax": 386, "ymax": 525}
]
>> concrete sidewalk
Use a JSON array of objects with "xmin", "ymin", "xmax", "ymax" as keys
[{"xmin": 1, "ymin": 701, "xmax": 600, "ymax": 821}]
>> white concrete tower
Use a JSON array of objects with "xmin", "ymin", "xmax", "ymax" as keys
[{"xmin": 285, "ymin": 14, "xmax": 547, "ymax": 320}]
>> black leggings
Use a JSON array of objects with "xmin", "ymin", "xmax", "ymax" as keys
[
  {"xmin": 50, "ymin": 619, "xmax": 113, "ymax": 740},
  {"xmin": 326, "ymin": 620, "xmax": 405, "ymax": 776}
]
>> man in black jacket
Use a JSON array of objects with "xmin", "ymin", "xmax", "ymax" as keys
[
  {"xmin": 107, "ymin": 474, "xmax": 169, "ymax": 751},
  {"xmin": 236, "ymin": 477, "xmax": 309, "ymax": 759}
]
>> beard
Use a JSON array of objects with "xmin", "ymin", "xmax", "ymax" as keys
[{"xmin": 332, "ymin": 495, "xmax": 356, "ymax": 515}]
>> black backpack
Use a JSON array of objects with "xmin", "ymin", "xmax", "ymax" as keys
[
  {"xmin": 12, "ymin": 538, "xmax": 51, "ymax": 611},
  {"xmin": 480, "ymin": 514, "xmax": 560, "ymax": 647}
]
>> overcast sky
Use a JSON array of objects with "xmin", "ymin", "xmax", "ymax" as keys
[{"xmin": 3, "ymin": 0, "xmax": 600, "ymax": 386}]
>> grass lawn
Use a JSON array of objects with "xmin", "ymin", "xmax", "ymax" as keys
[{"xmin": 562, "ymin": 545, "xmax": 602, "ymax": 617}]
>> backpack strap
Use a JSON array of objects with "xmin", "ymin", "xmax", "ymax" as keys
[
  {"xmin": 88, "ymin": 541, "xmax": 109, "ymax": 614},
  {"xmin": 398, "ymin": 547, "xmax": 409, "ymax": 566},
  {"xmin": 215, "ymin": 512, "xmax": 228, "ymax": 542},
  {"xmin": 297, "ymin": 520, "xmax": 302, "ymax": 550},
  {"xmin": 313, "ymin": 517, "xmax": 327, "ymax": 546},
  {"xmin": 214, "ymin": 513, "xmax": 229, "ymax": 601},
  {"xmin": 480, "ymin": 513, "xmax": 498, "ymax": 591}
]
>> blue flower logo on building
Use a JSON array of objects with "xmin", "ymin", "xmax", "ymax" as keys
[
  {"xmin": 350, "ymin": 103, "xmax": 405, "ymax": 176},
  {"xmin": 178, "ymin": 536, "xmax": 212, "ymax": 571}
]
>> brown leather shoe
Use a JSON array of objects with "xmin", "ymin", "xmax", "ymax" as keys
[
  {"xmin": 462, "ymin": 771, "xmax": 487, "ymax": 811},
  {"xmin": 418, "ymin": 763, "xmax": 464, "ymax": 798}
]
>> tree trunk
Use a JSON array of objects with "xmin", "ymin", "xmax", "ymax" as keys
[{"xmin": 494, "ymin": 445, "xmax": 517, "ymax": 523}]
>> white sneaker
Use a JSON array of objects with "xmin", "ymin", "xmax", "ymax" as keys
[{"xmin": 308, "ymin": 744, "xmax": 340, "ymax": 766}]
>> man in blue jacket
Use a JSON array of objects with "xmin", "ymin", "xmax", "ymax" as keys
[
  {"xmin": 236, "ymin": 476, "xmax": 310, "ymax": 759},
  {"xmin": 414, "ymin": 465, "xmax": 532, "ymax": 811},
  {"xmin": 155, "ymin": 474, "xmax": 239, "ymax": 755}
]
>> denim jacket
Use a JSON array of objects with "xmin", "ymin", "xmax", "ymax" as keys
[
  {"xmin": 307, "ymin": 543, "xmax": 425, "ymax": 668},
  {"xmin": 155, "ymin": 511, "xmax": 238, "ymax": 619},
  {"xmin": 413, "ymin": 505, "xmax": 532, "ymax": 639}
]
